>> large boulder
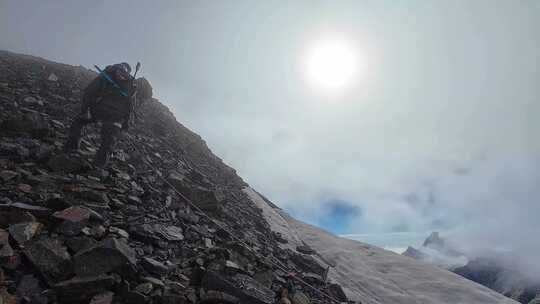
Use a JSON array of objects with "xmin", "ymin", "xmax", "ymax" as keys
[
  {"xmin": 74, "ymin": 238, "xmax": 137, "ymax": 277},
  {"xmin": 24, "ymin": 237, "xmax": 73, "ymax": 285}
]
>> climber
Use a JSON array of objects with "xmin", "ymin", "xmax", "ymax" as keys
[{"xmin": 64, "ymin": 62, "xmax": 152, "ymax": 167}]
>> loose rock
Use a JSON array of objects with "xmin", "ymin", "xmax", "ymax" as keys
[
  {"xmin": 328, "ymin": 283, "xmax": 348, "ymax": 302},
  {"xmin": 53, "ymin": 206, "xmax": 91, "ymax": 223},
  {"xmin": 66, "ymin": 236, "xmax": 96, "ymax": 253},
  {"xmin": 202, "ymin": 271, "xmax": 274, "ymax": 304},
  {"xmin": 134, "ymin": 282, "xmax": 153, "ymax": 295},
  {"xmin": 296, "ymin": 245, "xmax": 315, "ymax": 255},
  {"xmin": 53, "ymin": 206, "xmax": 92, "ymax": 236},
  {"xmin": 53, "ymin": 275, "xmax": 114, "ymax": 303},
  {"xmin": 47, "ymin": 73, "xmax": 59, "ymax": 82},
  {"xmin": 0, "ymin": 170, "xmax": 18, "ymax": 182},
  {"xmin": 74, "ymin": 237, "xmax": 137, "ymax": 277},
  {"xmin": 24, "ymin": 237, "xmax": 73, "ymax": 285},
  {"xmin": 8, "ymin": 222, "xmax": 42, "ymax": 245},
  {"xmin": 16, "ymin": 274, "xmax": 47, "ymax": 304},
  {"xmin": 141, "ymin": 257, "xmax": 169, "ymax": 276}
]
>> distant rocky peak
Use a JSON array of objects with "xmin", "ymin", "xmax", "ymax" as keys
[
  {"xmin": 423, "ymin": 231, "xmax": 445, "ymax": 248},
  {"xmin": 421, "ymin": 231, "xmax": 465, "ymax": 259},
  {"xmin": 402, "ymin": 246, "xmax": 427, "ymax": 260}
]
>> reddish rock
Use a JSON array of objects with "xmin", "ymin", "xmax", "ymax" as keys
[
  {"xmin": 53, "ymin": 206, "xmax": 91, "ymax": 223},
  {"xmin": 53, "ymin": 206, "xmax": 92, "ymax": 236}
]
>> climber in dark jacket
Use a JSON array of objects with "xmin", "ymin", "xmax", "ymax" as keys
[{"xmin": 64, "ymin": 62, "xmax": 150, "ymax": 167}]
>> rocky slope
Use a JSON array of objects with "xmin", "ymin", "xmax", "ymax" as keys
[
  {"xmin": 403, "ymin": 233, "xmax": 540, "ymax": 303},
  {"xmin": 0, "ymin": 50, "xmax": 349, "ymax": 304},
  {"xmin": 0, "ymin": 50, "xmax": 520, "ymax": 304}
]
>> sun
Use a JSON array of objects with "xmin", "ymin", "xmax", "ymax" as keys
[
  {"xmin": 307, "ymin": 42, "xmax": 357, "ymax": 89},
  {"xmin": 306, "ymin": 41, "xmax": 358, "ymax": 89}
]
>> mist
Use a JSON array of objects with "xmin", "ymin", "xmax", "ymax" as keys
[{"xmin": 2, "ymin": 0, "xmax": 540, "ymax": 280}]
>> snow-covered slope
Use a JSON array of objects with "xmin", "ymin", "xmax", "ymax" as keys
[{"xmin": 244, "ymin": 187, "xmax": 518, "ymax": 304}]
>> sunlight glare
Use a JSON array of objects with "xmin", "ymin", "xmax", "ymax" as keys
[{"xmin": 306, "ymin": 41, "xmax": 358, "ymax": 89}]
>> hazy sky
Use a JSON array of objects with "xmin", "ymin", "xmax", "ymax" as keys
[{"xmin": 2, "ymin": 0, "xmax": 540, "ymax": 264}]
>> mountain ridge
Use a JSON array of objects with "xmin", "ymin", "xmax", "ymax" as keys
[{"xmin": 403, "ymin": 232, "xmax": 540, "ymax": 303}]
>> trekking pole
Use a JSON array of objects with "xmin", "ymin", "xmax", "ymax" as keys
[{"xmin": 133, "ymin": 62, "xmax": 141, "ymax": 78}]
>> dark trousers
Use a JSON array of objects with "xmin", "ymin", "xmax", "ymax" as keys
[{"xmin": 65, "ymin": 116, "xmax": 122, "ymax": 167}]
